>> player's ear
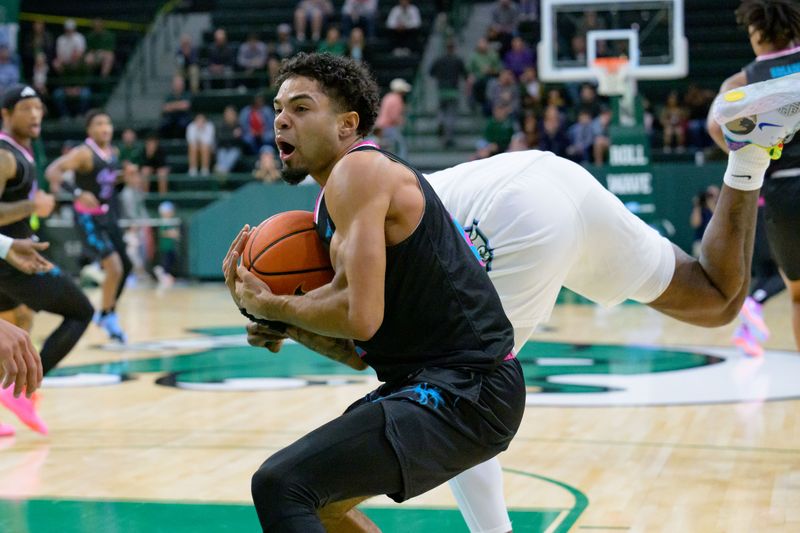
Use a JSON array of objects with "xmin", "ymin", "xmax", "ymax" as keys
[{"xmin": 338, "ymin": 111, "xmax": 360, "ymax": 138}]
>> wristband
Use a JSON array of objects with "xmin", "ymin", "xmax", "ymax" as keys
[
  {"xmin": 723, "ymin": 145, "xmax": 771, "ymax": 191},
  {"xmin": 239, "ymin": 307, "xmax": 287, "ymax": 333},
  {"xmin": 0, "ymin": 234, "xmax": 12, "ymax": 260}
]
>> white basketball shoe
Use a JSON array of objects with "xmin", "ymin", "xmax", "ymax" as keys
[{"xmin": 711, "ymin": 71, "xmax": 800, "ymax": 159}]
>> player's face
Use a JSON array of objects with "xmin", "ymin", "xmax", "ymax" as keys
[
  {"xmin": 7, "ymin": 98, "xmax": 43, "ymax": 140},
  {"xmin": 88, "ymin": 114, "xmax": 114, "ymax": 145},
  {"xmin": 273, "ymin": 76, "xmax": 343, "ymax": 180}
]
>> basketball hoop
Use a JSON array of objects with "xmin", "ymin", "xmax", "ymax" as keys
[{"xmin": 592, "ymin": 57, "xmax": 630, "ymax": 96}]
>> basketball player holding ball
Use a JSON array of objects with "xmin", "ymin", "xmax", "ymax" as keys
[
  {"xmin": 223, "ymin": 53, "xmax": 526, "ymax": 532},
  {"xmin": 239, "ymin": 62, "xmax": 800, "ymax": 533}
]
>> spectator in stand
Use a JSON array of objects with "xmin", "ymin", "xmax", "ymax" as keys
[
  {"xmin": 347, "ymin": 27, "xmax": 367, "ymax": 63},
  {"xmin": 268, "ymin": 24, "xmax": 297, "ymax": 86},
  {"xmin": 85, "ymin": 18, "xmax": 116, "ymax": 78},
  {"xmin": 519, "ymin": 65, "xmax": 542, "ymax": 112},
  {"xmin": 32, "ymin": 52, "xmax": 49, "ymax": 97},
  {"xmin": 53, "ymin": 19, "xmax": 86, "ymax": 74},
  {"xmin": 544, "ymin": 86, "xmax": 567, "ymax": 115},
  {"xmin": 294, "ymin": 0, "xmax": 334, "ymax": 42},
  {"xmin": 375, "ymin": 78, "xmax": 411, "ymax": 159},
  {"xmin": 141, "ymin": 133, "xmax": 170, "ymax": 194},
  {"xmin": 175, "ymin": 34, "xmax": 200, "ymax": 94},
  {"xmin": 0, "ymin": 46, "xmax": 19, "ymax": 91},
  {"xmin": 539, "ymin": 104, "xmax": 569, "ymax": 157},
  {"xmin": 215, "ymin": 105, "xmax": 243, "ymax": 175},
  {"xmin": 474, "ymin": 103, "xmax": 516, "ymax": 159},
  {"xmin": 341, "ymin": 0, "xmax": 377, "ymax": 40},
  {"xmin": 467, "ymin": 37, "xmax": 502, "ymax": 112},
  {"xmin": 186, "ymin": 113, "xmax": 215, "ymax": 177},
  {"xmin": 117, "ymin": 163, "xmax": 151, "ymax": 283},
  {"xmin": 159, "ymin": 75, "xmax": 192, "ymax": 138},
  {"xmin": 518, "ymin": 0, "xmax": 538, "ymax": 22},
  {"xmin": 490, "ymin": 0, "xmax": 520, "ymax": 57},
  {"xmin": 252, "ymin": 146, "xmax": 281, "ymax": 183},
  {"xmin": 317, "ymin": 26, "xmax": 347, "ymax": 56},
  {"xmin": 273, "ymin": 24, "xmax": 297, "ymax": 60},
  {"xmin": 591, "ymin": 105, "xmax": 612, "ymax": 165},
  {"xmin": 52, "ymin": 59, "xmax": 92, "ymax": 119},
  {"xmin": 566, "ymin": 109, "xmax": 597, "ymax": 163},
  {"xmin": 237, "ymin": 33, "xmax": 268, "ymax": 75},
  {"xmin": 239, "ymin": 94, "xmax": 275, "ymax": 155},
  {"xmin": 503, "ymin": 36, "xmax": 535, "ymax": 78},
  {"xmin": 683, "ymin": 83, "xmax": 715, "ymax": 151},
  {"xmin": 118, "ymin": 128, "xmax": 144, "ymax": 166},
  {"xmin": 386, "ymin": 0, "xmax": 422, "ymax": 56},
  {"xmin": 154, "ymin": 201, "xmax": 180, "ymax": 288},
  {"xmin": 575, "ymin": 82, "xmax": 602, "ymax": 119},
  {"xmin": 576, "ymin": 10, "xmax": 607, "ymax": 38},
  {"xmin": 22, "ymin": 21, "xmax": 54, "ymax": 78},
  {"xmin": 690, "ymin": 185, "xmax": 719, "ymax": 257},
  {"xmin": 660, "ymin": 89, "xmax": 688, "ymax": 153},
  {"xmin": 205, "ymin": 28, "xmax": 235, "ymax": 89},
  {"xmin": 429, "ymin": 39, "xmax": 467, "ymax": 148},
  {"xmin": 485, "ymin": 68, "xmax": 520, "ymax": 118},
  {"xmin": 508, "ymin": 110, "xmax": 540, "ymax": 151}
]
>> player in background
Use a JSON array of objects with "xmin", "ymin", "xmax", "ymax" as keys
[
  {"xmin": 0, "ymin": 85, "xmax": 94, "ymax": 436},
  {"xmin": 708, "ymin": 0, "xmax": 800, "ymax": 352},
  {"xmin": 46, "ymin": 110, "xmax": 131, "ymax": 343}
]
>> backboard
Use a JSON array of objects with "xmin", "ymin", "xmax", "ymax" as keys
[{"xmin": 537, "ymin": 0, "xmax": 688, "ymax": 82}]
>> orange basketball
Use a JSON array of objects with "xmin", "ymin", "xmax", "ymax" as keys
[{"xmin": 243, "ymin": 210, "xmax": 334, "ymax": 295}]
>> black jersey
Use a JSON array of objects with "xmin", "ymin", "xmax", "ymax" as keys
[
  {"xmin": 314, "ymin": 144, "xmax": 514, "ymax": 383},
  {"xmin": 744, "ymin": 45, "xmax": 800, "ymax": 176},
  {"xmin": 0, "ymin": 133, "xmax": 37, "ymax": 239},
  {"xmin": 75, "ymin": 139, "xmax": 120, "ymax": 203}
]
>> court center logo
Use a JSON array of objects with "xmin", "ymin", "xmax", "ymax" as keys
[{"xmin": 46, "ymin": 328, "xmax": 800, "ymax": 406}]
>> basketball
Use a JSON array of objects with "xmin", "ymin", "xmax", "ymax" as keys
[{"xmin": 243, "ymin": 210, "xmax": 334, "ymax": 295}]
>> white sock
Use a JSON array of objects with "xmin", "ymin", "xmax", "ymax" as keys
[{"xmin": 723, "ymin": 145, "xmax": 771, "ymax": 191}]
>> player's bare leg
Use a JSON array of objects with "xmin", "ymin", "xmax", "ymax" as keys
[
  {"xmin": 318, "ymin": 497, "xmax": 380, "ymax": 533},
  {"xmin": 0, "ymin": 305, "xmax": 33, "ymax": 331}
]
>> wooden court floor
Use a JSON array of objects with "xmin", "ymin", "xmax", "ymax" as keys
[{"xmin": 0, "ymin": 284, "xmax": 798, "ymax": 532}]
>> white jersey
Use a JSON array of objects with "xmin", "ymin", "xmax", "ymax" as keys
[{"xmin": 426, "ymin": 150, "xmax": 675, "ymax": 351}]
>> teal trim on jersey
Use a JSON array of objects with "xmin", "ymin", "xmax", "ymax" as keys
[{"xmin": 0, "ymin": 498, "xmax": 570, "ymax": 532}]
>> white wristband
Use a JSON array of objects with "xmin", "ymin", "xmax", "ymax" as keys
[
  {"xmin": 723, "ymin": 145, "xmax": 771, "ymax": 191},
  {"xmin": 0, "ymin": 233, "xmax": 12, "ymax": 260}
]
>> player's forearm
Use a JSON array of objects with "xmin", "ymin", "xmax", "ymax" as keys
[
  {"xmin": 287, "ymin": 327, "xmax": 367, "ymax": 370},
  {"xmin": 0, "ymin": 200, "xmax": 35, "ymax": 225},
  {"xmin": 689, "ymin": 187, "xmax": 758, "ymax": 324},
  {"xmin": 256, "ymin": 284, "xmax": 380, "ymax": 341}
]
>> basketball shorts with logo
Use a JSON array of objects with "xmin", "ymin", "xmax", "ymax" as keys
[
  {"xmin": 762, "ymin": 170, "xmax": 800, "ymax": 280},
  {"xmin": 74, "ymin": 210, "xmax": 126, "ymax": 262},
  {"xmin": 345, "ymin": 357, "xmax": 526, "ymax": 502}
]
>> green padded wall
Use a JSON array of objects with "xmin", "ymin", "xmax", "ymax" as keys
[
  {"xmin": 188, "ymin": 182, "xmax": 320, "ymax": 279},
  {"xmin": 188, "ymin": 163, "xmax": 726, "ymax": 280}
]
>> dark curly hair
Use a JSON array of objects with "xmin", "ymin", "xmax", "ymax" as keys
[
  {"xmin": 275, "ymin": 52, "xmax": 380, "ymax": 138},
  {"xmin": 736, "ymin": 0, "xmax": 800, "ymax": 49}
]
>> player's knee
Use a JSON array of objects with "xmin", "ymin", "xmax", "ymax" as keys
[
  {"xmin": 75, "ymin": 296, "xmax": 95, "ymax": 324},
  {"xmin": 103, "ymin": 253, "xmax": 123, "ymax": 277},
  {"xmin": 251, "ymin": 459, "xmax": 312, "ymax": 512}
]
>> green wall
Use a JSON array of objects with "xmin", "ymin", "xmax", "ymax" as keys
[
  {"xmin": 189, "ymin": 182, "xmax": 321, "ymax": 279},
  {"xmin": 188, "ymin": 163, "xmax": 726, "ymax": 279}
]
